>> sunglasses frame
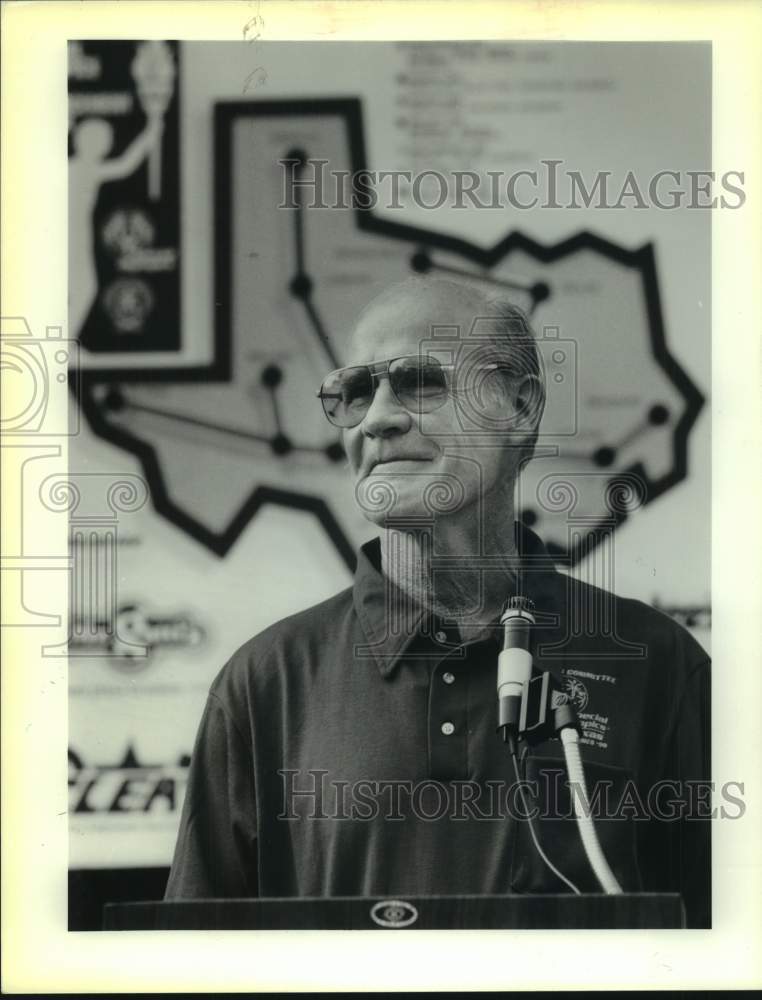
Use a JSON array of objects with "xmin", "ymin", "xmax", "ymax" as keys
[{"xmin": 316, "ymin": 354, "xmax": 501, "ymax": 429}]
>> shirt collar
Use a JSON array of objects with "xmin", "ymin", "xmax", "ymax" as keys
[{"xmin": 352, "ymin": 522, "xmax": 566, "ymax": 677}]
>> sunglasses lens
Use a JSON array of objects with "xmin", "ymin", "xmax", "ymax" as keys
[
  {"xmin": 320, "ymin": 366, "xmax": 374, "ymax": 427},
  {"xmin": 391, "ymin": 358, "xmax": 448, "ymax": 411},
  {"xmin": 319, "ymin": 357, "xmax": 450, "ymax": 427}
]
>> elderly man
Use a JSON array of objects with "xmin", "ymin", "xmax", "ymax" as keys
[{"xmin": 166, "ymin": 277, "xmax": 710, "ymax": 927}]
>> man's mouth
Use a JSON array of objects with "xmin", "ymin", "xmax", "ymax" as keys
[{"xmin": 370, "ymin": 456, "xmax": 431, "ymax": 471}]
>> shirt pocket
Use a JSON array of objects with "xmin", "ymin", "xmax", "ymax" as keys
[{"xmin": 510, "ymin": 754, "xmax": 644, "ymax": 895}]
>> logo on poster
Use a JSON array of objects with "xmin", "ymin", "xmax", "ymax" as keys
[
  {"xmin": 102, "ymin": 208, "xmax": 155, "ymax": 256},
  {"xmin": 69, "ymin": 601, "xmax": 206, "ymax": 667},
  {"xmin": 68, "ymin": 745, "xmax": 190, "ymax": 815},
  {"xmin": 102, "ymin": 278, "xmax": 155, "ymax": 333}
]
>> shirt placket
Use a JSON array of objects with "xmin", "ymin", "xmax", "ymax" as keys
[{"xmin": 426, "ymin": 625, "xmax": 472, "ymax": 781}]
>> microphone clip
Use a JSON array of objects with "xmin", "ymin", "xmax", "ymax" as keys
[{"xmin": 518, "ymin": 671, "xmax": 578, "ymax": 746}]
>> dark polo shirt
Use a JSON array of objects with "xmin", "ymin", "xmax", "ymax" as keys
[{"xmin": 166, "ymin": 525, "xmax": 711, "ymax": 926}]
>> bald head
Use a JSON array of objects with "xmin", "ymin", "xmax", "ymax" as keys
[
  {"xmin": 350, "ymin": 276, "xmax": 489, "ymax": 358},
  {"xmin": 359, "ymin": 275, "xmax": 489, "ymax": 321}
]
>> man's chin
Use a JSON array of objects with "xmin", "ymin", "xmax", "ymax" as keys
[
  {"xmin": 354, "ymin": 471, "xmax": 425, "ymax": 522},
  {"xmin": 355, "ymin": 469, "xmax": 467, "ymax": 522}
]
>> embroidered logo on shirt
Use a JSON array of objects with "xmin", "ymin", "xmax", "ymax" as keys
[
  {"xmin": 563, "ymin": 676, "xmax": 589, "ymax": 712},
  {"xmin": 561, "ymin": 666, "xmax": 618, "ymax": 750}
]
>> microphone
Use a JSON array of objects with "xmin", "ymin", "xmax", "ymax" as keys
[
  {"xmin": 497, "ymin": 596, "xmax": 535, "ymax": 746},
  {"xmin": 494, "ymin": 596, "xmax": 623, "ymax": 894}
]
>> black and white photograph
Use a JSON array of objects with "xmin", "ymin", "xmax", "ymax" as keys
[{"xmin": 2, "ymin": 1, "xmax": 761, "ymax": 993}]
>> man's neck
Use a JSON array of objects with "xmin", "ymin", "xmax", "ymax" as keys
[{"xmin": 379, "ymin": 506, "xmax": 521, "ymax": 641}]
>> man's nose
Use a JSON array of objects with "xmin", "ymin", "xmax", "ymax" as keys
[{"xmin": 360, "ymin": 375, "xmax": 412, "ymax": 439}]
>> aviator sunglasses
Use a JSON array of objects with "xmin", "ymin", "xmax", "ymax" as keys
[{"xmin": 316, "ymin": 355, "xmax": 502, "ymax": 429}]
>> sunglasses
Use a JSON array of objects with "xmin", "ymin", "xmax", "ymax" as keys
[{"xmin": 316, "ymin": 355, "xmax": 501, "ymax": 429}]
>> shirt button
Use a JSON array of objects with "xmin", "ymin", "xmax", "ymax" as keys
[
  {"xmin": 442, "ymin": 672, "xmax": 455, "ymax": 685},
  {"xmin": 435, "ymin": 630, "xmax": 448, "ymax": 643},
  {"xmin": 441, "ymin": 721, "xmax": 455, "ymax": 736}
]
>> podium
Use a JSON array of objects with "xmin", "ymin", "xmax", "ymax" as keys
[{"xmin": 104, "ymin": 893, "xmax": 685, "ymax": 930}]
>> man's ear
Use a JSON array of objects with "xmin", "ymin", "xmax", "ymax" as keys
[{"xmin": 513, "ymin": 374, "xmax": 545, "ymax": 429}]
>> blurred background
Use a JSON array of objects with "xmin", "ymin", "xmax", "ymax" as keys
[{"xmin": 67, "ymin": 40, "xmax": 710, "ymax": 928}]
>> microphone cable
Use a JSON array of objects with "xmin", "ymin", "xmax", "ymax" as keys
[
  {"xmin": 510, "ymin": 746, "xmax": 582, "ymax": 896},
  {"xmin": 560, "ymin": 727, "xmax": 623, "ymax": 895}
]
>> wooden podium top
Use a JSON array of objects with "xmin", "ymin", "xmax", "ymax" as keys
[{"xmin": 103, "ymin": 893, "xmax": 685, "ymax": 930}]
